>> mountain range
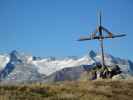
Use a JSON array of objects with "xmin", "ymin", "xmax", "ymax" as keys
[{"xmin": 0, "ymin": 50, "xmax": 133, "ymax": 84}]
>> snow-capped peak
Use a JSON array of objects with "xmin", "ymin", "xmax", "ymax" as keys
[{"xmin": 89, "ymin": 50, "xmax": 97, "ymax": 58}]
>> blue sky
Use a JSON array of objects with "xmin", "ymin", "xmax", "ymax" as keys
[{"xmin": 0, "ymin": 0, "xmax": 132, "ymax": 60}]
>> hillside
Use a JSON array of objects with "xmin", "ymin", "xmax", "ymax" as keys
[{"xmin": 0, "ymin": 80, "xmax": 133, "ymax": 100}]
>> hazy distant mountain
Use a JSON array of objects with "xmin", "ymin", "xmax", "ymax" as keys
[{"xmin": 0, "ymin": 50, "xmax": 132, "ymax": 84}]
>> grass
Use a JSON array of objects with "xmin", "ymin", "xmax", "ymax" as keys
[{"xmin": 0, "ymin": 80, "xmax": 133, "ymax": 100}]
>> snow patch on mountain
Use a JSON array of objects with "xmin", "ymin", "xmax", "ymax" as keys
[
  {"xmin": 32, "ymin": 55, "xmax": 95, "ymax": 75},
  {"xmin": 0, "ymin": 55, "xmax": 10, "ymax": 71}
]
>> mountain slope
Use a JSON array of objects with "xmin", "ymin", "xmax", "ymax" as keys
[{"xmin": 0, "ymin": 50, "xmax": 45, "ymax": 84}]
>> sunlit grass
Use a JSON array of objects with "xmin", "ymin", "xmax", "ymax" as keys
[{"xmin": 0, "ymin": 80, "xmax": 133, "ymax": 100}]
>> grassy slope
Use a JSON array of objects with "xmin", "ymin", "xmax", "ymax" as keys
[{"xmin": 0, "ymin": 80, "xmax": 133, "ymax": 100}]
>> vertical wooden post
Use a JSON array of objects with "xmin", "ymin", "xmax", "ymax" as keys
[
  {"xmin": 99, "ymin": 11, "xmax": 105, "ymax": 68},
  {"xmin": 100, "ymin": 39, "xmax": 105, "ymax": 67}
]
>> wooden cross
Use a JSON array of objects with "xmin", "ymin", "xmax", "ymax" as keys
[{"xmin": 78, "ymin": 11, "xmax": 126, "ymax": 68}]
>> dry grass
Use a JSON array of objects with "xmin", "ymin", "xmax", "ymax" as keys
[{"xmin": 0, "ymin": 80, "xmax": 133, "ymax": 100}]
